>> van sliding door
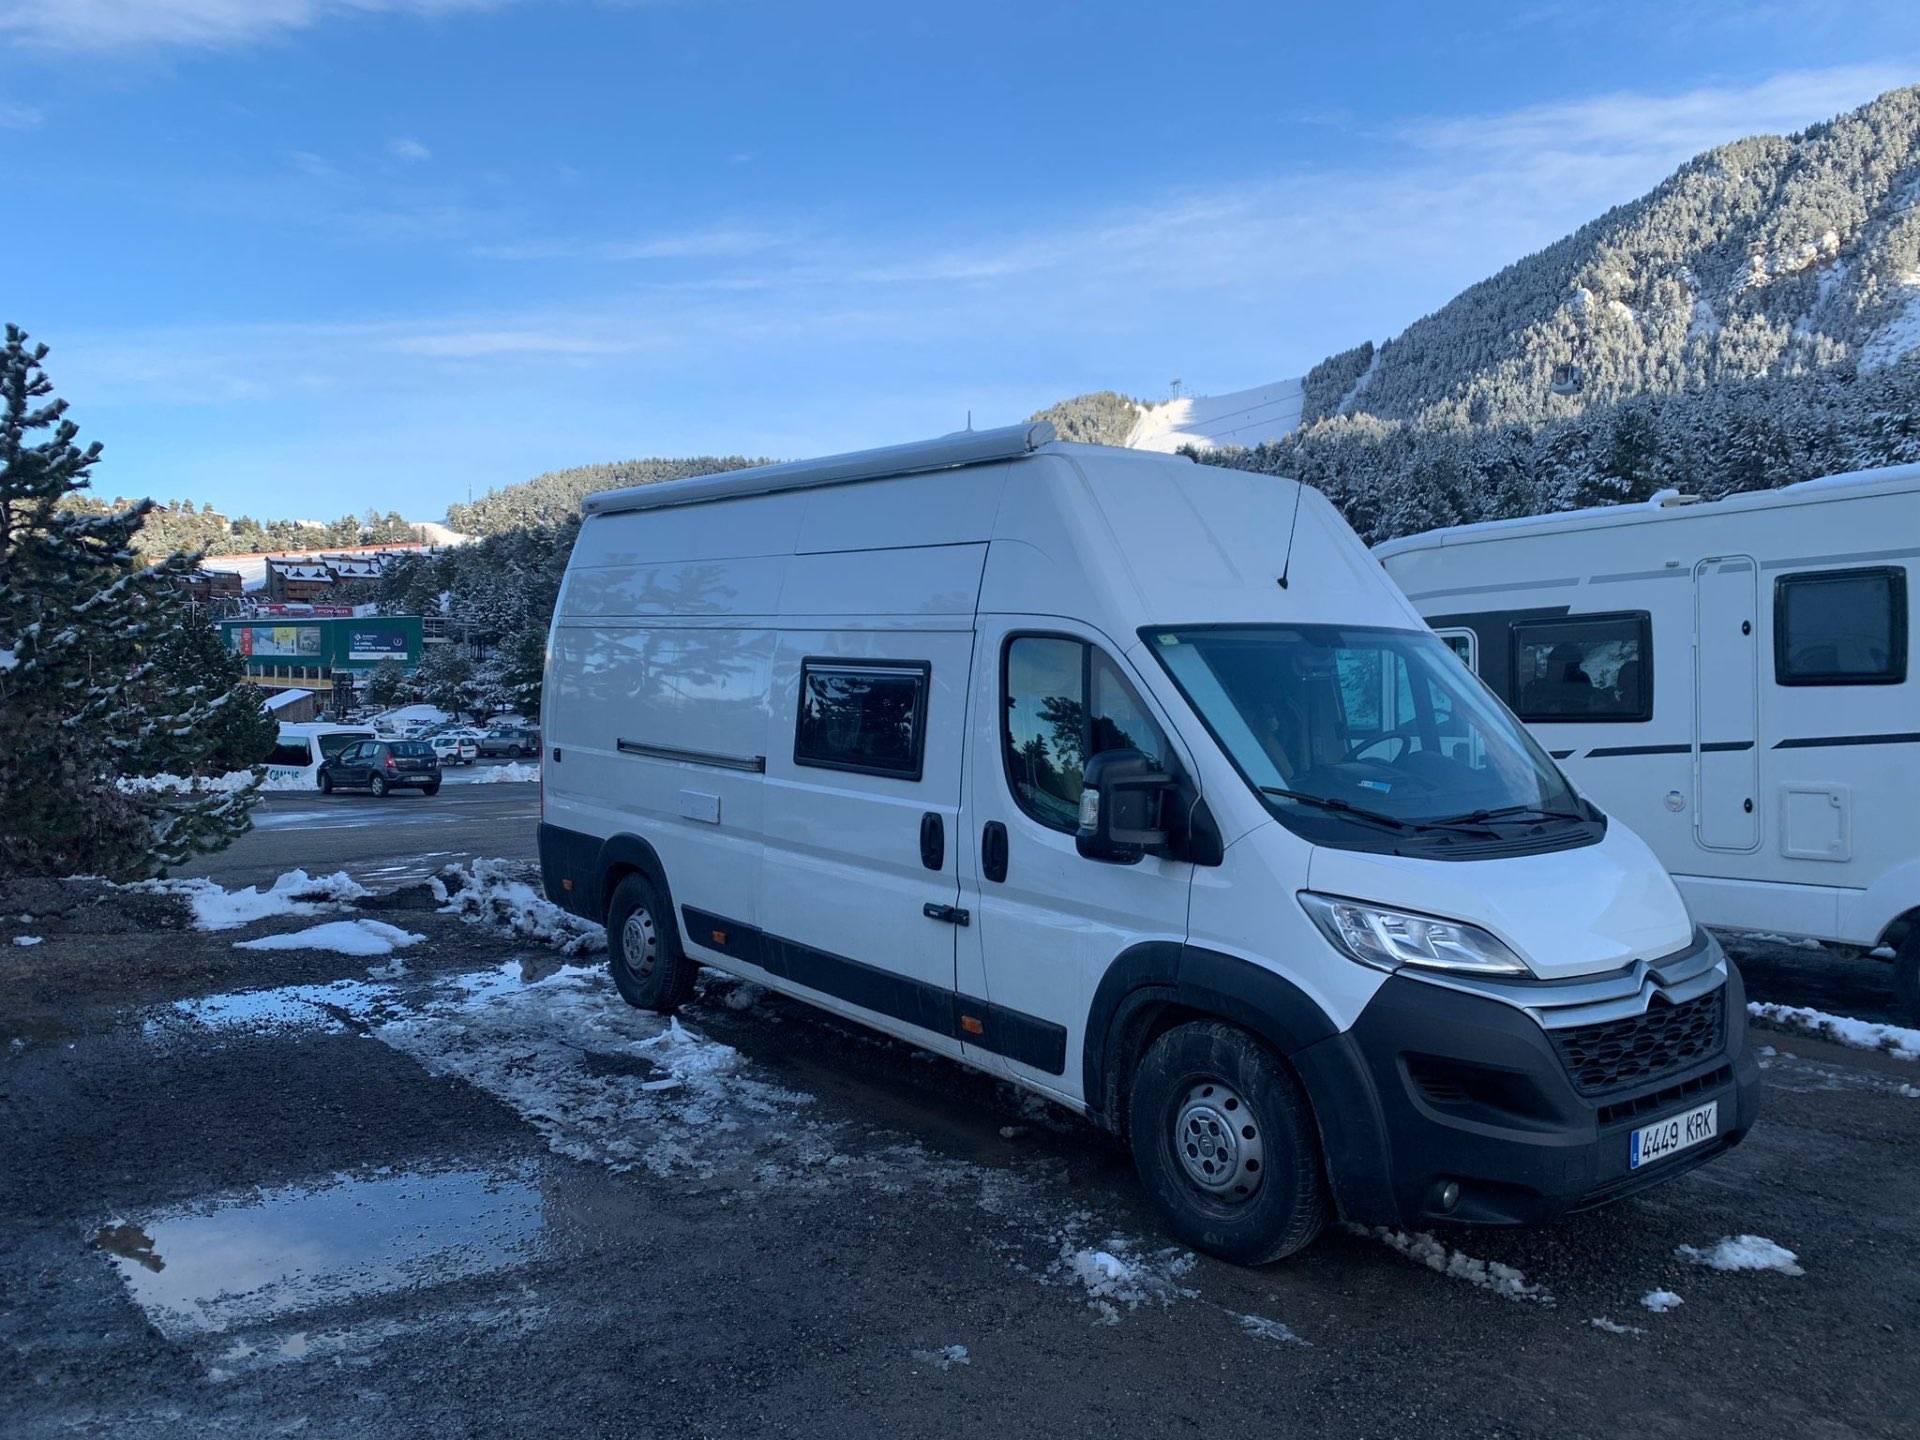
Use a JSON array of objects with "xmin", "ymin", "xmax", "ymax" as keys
[{"xmin": 1693, "ymin": 555, "xmax": 1761, "ymax": 852}]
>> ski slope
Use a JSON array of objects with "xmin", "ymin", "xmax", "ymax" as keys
[{"xmin": 1125, "ymin": 378, "xmax": 1304, "ymax": 453}]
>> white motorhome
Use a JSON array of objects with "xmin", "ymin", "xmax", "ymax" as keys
[
  {"xmin": 1377, "ymin": 464, "xmax": 1920, "ymax": 1019},
  {"xmin": 540, "ymin": 423, "xmax": 1759, "ymax": 1262},
  {"xmin": 266, "ymin": 721, "xmax": 377, "ymax": 788}
]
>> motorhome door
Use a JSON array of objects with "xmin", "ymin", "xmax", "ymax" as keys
[{"xmin": 1693, "ymin": 555, "xmax": 1761, "ymax": 851}]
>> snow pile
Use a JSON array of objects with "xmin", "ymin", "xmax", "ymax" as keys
[
  {"xmin": 1234, "ymin": 1312, "xmax": 1311, "ymax": 1346},
  {"xmin": 1052, "ymin": 1237, "xmax": 1198, "ymax": 1324},
  {"xmin": 1589, "ymin": 1316, "xmax": 1646, "ymax": 1336},
  {"xmin": 139, "ymin": 869, "xmax": 369, "ymax": 931},
  {"xmin": 157, "ymin": 978, "xmax": 398, "ymax": 1037},
  {"xmin": 1640, "ymin": 1289, "xmax": 1684, "ymax": 1313},
  {"xmin": 1358, "ymin": 1227, "xmax": 1554, "ymax": 1304},
  {"xmin": 13, "ymin": 935, "xmax": 42, "ymax": 947},
  {"xmin": 1748, "ymin": 1002, "xmax": 1920, "ymax": 1061},
  {"xmin": 910, "ymin": 1345, "xmax": 971, "ymax": 1371},
  {"xmin": 433, "ymin": 860, "xmax": 604, "ymax": 955},
  {"xmin": 260, "ymin": 770, "xmax": 322, "ymax": 793},
  {"xmin": 235, "ymin": 920, "xmax": 425, "ymax": 958},
  {"xmin": 118, "ymin": 770, "xmax": 261, "ymax": 795},
  {"xmin": 1675, "ymin": 1235, "xmax": 1804, "ymax": 1276},
  {"xmin": 471, "ymin": 762, "xmax": 539, "ymax": 784}
]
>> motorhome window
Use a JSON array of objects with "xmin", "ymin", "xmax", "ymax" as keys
[
  {"xmin": 1509, "ymin": 614, "xmax": 1651, "ymax": 722},
  {"xmin": 1003, "ymin": 637, "xmax": 1170, "ymax": 833},
  {"xmin": 1774, "ymin": 567, "xmax": 1907, "ymax": 686},
  {"xmin": 1436, "ymin": 629, "xmax": 1477, "ymax": 671},
  {"xmin": 1148, "ymin": 625, "xmax": 1589, "ymax": 851},
  {"xmin": 267, "ymin": 741, "xmax": 313, "ymax": 767},
  {"xmin": 794, "ymin": 660, "xmax": 930, "ymax": 780}
]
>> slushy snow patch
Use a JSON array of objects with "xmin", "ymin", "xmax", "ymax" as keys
[
  {"xmin": 1676, "ymin": 1235, "xmax": 1804, "ymax": 1275},
  {"xmin": 13, "ymin": 935, "xmax": 42, "ymax": 947},
  {"xmin": 1748, "ymin": 1002, "xmax": 1920, "ymax": 1061},
  {"xmin": 910, "ymin": 1345, "xmax": 971, "ymax": 1371},
  {"xmin": 1053, "ymin": 1238, "xmax": 1198, "ymax": 1322},
  {"xmin": 1234, "ymin": 1312, "xmax": 1311, "ymax": 1346},
  {"xmin": 137, "ymin": 869, "xmax": 369, "ymax": 931},
  {"xmin": 235, "ymin": 920, "xmax": 424, "ymax": 958},
  {"xmin": 1358, "ymin": 1227, "xmax": 1553, "ymax": 1304},
  {"xmin": 434, "ymin": 860, "xmax": 604, "ymax": 955},
  {"xmin": 1640, "ymin": 1289, "xmax": 1684, "ymax": 1313},
  {"xmin": 1589, "ymin": 1316, "xmax": 1646, "ymax": 1336}
]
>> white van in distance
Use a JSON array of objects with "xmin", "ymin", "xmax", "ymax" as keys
[
  {"xmin": 539, "ymin": 422, "xmax": 1760, "ymax": 1262},
  {"xmin": 1377, "ymin": 464, "xmax": 1920, "ymax": 1020},
  {"xmin": 265, "ymin": 721, "xmax": 376, "ymax": 789}
]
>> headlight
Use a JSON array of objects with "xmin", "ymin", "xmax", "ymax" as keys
[{"xmin": 1297, "ymin": 892, "xmax": 1532, "ymax": 976}]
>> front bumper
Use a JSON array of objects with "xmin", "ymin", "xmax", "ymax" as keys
[{"xmin": 1292, "ymin": 949, "xmax": 1762, "ymax": 1227}]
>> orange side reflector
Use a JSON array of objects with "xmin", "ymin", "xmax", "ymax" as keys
[
  {"xmin": 560, "ymin": 878, "xmax": 574, "ymax": 891},
  {"xmin": 711, "ymin": 929, "xmax": 728, "ymax": 946},
  {"xmin": 960, "ymin": 1015, "xmax": 984, "ymax": 1036}
]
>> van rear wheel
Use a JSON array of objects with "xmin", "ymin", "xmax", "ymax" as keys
[
  {"xmin": 1894, "ymin": 931, "xmax": 1920, "ymax": 1025},
  {"xmin": 1127, "ymin": 1020, "xmax": 1327, "ymax": 1265},
  {"xmin": 607, "ymin": 873, "xmax": 697, "ymax": 1014}
]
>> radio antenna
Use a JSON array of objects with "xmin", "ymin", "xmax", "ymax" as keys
[{"xmin": 1275, "ymin": 479, "xmax": 1305, "ymax": 590}]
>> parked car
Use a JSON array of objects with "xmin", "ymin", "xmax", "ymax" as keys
[
  {"xmin": 478, "ymin": 727, "xmax": 539, "ymax": 758},
  {"xmin": 538, "ymin": 421, "xmax": 1761, "ymax": 1266},
  {"xmin": 318, "ymin": 739, "xmax": 442, "ymax": 796},
  {"xmin": 1377, "ymin": 462, "xmax": 1920, "ymax": 1019},
  {"xmin": 430, "ymin": 734, "xmax": 480, "ymax": 765}
]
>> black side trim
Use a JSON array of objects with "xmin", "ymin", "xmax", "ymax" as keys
[
  {"xmin": 1549, "ymin": 749, "xmax": 1575, "ymax": 760},
  {"xmin": 617, "ymin": 738, "xmax": 766, "ymax": 773},
  {"xmin": 680, "ymin": 907, "xmax": 1067, "ymax": 1075},
  {"xmin": 538, "ymin": 822, "xmax": 601, "ymax": 921},
  {"xmin": 1774, "ymin": 732, "xmax": 1920, "ymax": 750},
  {"xmin": 1587, "ymin": 743, "xmax": 1688, "ymax": 758},
  {"xmin": 1700, "ymin": 741, "xmax": 1755, "ymax": 753}
]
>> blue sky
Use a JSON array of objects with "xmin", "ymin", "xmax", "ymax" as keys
[{"xmin": 3, "ymin": 1, "xmax": 1917, "ymax": 522}]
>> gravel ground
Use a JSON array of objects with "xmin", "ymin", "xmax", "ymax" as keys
[{"xmin": 1, "ymin": 871, "xmax": 1914, "ymax": 1439}]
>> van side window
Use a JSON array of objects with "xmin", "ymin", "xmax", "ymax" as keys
[
  {"xmin": 1509, "ymin": 613, "xmax": 1652, "ymax": 722},
  {"xmin": 793, "ymin": 660, "xmax": 931, "ymax": 780},
  {"xmin": 268, "ymin": 741, "xmax": 313, "ymax": 767},
  {"xmin": 1774, "ymin": 566, "xmax": 1907, "ymax": 686},
  {"xmin": 1003, "ymin": 636, "xmax": 1169, "ymax": 832}
]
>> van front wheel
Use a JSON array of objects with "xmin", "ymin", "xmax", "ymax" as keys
[
  {"xmin": 607, "ymin": 873, "xmax": 696, "ymax": 1014},
  {"xmin": 1894, "ymin": 931, "xmax": 1920, "ymax": 1025},
  {"xmin": 1127, "ymin": 1021, "xmax": 1328, "ymax": 1265}
]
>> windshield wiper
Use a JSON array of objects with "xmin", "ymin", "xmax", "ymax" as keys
[
  {"xmin": 1258, "ymin": 787, "xmax": 1410, "ymax": 832},
  {"xmin": 1427, "ymin": 803, "xmax": 1588, "ymax": 829}
]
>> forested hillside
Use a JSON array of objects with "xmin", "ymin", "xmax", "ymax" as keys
[
  {"xmin": 446, "ymin": 455, "xmax": 765, "ymax": 535},
  {"xmin": 1029, "ymin": 390, "xmax": 1141, "ymax": 445},
  {"xmin": 58, "ymin": 496, "xmax": 427, "ymax": 561}
]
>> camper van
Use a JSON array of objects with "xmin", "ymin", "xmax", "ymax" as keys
[
  {"xmin": 1377, "ymin": 464, "xmax": 1920, "ymax": 1020},
  {"xmin": 539, "ymin": 423, "xmax": 1759, "ymax": 1263},
  {"xmin": 266, "ymin": 721, "xmax": 377, "ymax": 788}
]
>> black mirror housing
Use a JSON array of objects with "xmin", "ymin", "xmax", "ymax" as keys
[{"xmin": 1076, "ymin": 748, "xmax": 1172, "ymax": 863}]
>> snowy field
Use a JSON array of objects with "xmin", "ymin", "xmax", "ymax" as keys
[{"xmin": 3, "ymin": 863, "xmax": 1916, "ymax": 1438}]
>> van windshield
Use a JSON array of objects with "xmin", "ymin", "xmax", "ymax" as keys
[{"xmin": 1146, "ymin": 625, "xmax": 1595, "ymax": 853}]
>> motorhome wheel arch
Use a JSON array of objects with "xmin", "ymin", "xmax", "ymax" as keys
[
  {"xmin": 539, "ymin": 422, "xmax": 1760, "ymax": 1263},
  {"xmin": 1377, "ymin": 464, "xmax": 1920, "ymax": 1019}
]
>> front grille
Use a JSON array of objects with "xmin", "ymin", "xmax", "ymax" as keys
[{"xmin": 1550, "ymin": 990, "xmax": 1725, "ymax": 1096}]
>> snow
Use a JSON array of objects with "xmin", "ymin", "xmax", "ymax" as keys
[
  {"xmin": 263, "ymin": 689, "xmax": 313, "ymax": 713},
  {"xmin": 910, "ymin": 1345, "xmax": 971, "ymax": 1371},
  {"xmin": 1358, "ymin": 1227, "xmax": 1554, "ymax": 1304},
  {"xmin": 1859, "ymin": 270, "xmax": 1920, "ymax": 372},
  {"xmin": 138, "ymin": 868, "xmax": 370, "ymax": 931},
  {"xmin": 1052, "ymin": 1238, "xmax": 1198, "ymax": 1323},
  {"xmin": 1676, "ymin": 1235, "xmax": 1804, "ymax": 1276},
  {"xmin": 1125, "ymin": 378, "xmax": 1305, "ymax": 453},
  {"xmin": 13, "ymin": 935, "xmax": 42, "ymax": 947},
  {"xmin": 234, "ymin": 920, "xmax": 425, "ymax": 958},
  {"xmin": 466, "ymin": 761, "xmax": 539, "ymax": 784},
  {"xmin": 1640, "ymin": 1289, "xmax": 1684, "ymax": 1313},
  {"xmin": 0, "ymin": 647, "xmax": 16, "ymax": 671},
  {"xmin": 117, "ymin": 770, "xmax": 261, "ymax": 795},
  {"xmin": 433, "ymin": 860, "xmax": 604, "ymax": 955},
  {"xmin": 1589, "ymin": 1316, "xmax": 1646, "ymax": 1336},
  {"xmin": 1748, "ymin": 1002, "xmax": 1920, "ymax": 1061},
  {"xmin": 1234, "ymin": 1312, "xmax": 1311, "ymax": 1346}
]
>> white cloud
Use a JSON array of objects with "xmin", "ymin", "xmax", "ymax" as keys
[
  {"xmin": 0, "ymin": 0, "xmax": 511, "ymax": 53},
  {"xmin": 0, "ymin": 99, "xmax": 41, "ymax": 129},
  {"xmin": 388, "ymin": 136, "xmax": 432, "ymax": 163}
]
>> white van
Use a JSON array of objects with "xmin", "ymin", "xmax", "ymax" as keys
[
  {"xmin": 266, "ymin": 722, "xmax": 376, "ymax": 788},
  {"xmin": 1377, "ymin": 464, "xmax": 1920, "ymax": 1020},
  {"xmin": 540, "ymin": 423, "xmax": 1759, "ymax": 1262}
]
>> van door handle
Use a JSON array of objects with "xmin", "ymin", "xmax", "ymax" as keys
[
  {"xmin": 982, "ymin": 821, "xmax": 1008, "ymax": 883},
  {"xmin": 920, "ymin": 812, "xmax": 945, "ymax": 871},
  {"xmin": 923, "ymin": 903, "xmax": 970, "ymax": 926}
]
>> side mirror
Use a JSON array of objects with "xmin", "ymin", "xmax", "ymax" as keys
[{"xmin": 1076, "ymin": 749, "xmax": 1172, "ymax": 863}]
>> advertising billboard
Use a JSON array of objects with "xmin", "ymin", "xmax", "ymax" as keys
[
  {"xmin": 346, "ymin": 628, "xmax": 411, "ymax": 662},
  {"xmin": 231, "ymin": 624, "xmax": 322, "ymax": 659}
]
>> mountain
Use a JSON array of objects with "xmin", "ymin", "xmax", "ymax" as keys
[{"xmin": 446, "ymin": 455, "xmax": 767, "ymax": 535}]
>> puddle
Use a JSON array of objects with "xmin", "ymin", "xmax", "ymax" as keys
[{"xmin": 99, "ymin": 1164, "xmax": 546, "ymax": 1339}]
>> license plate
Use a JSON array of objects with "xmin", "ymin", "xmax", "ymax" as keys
[{"xmin": 1629, "ymin": 1100, "xmax": 1718, "ymax": 1170}]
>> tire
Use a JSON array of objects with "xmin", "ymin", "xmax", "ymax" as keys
[
  {"xmin": 422, "ymin": 781, "xmax": 441, "ymax": 796},
  {"xmin": 369, "ymin": 774, "xmax": 389, "ymax": 797},
  {"xmin": 319, "ymin": 772, "xmax": 333, "ymax": 794},
  {"xmin": 606, "ymin": 872, "xmax": 697, "ymax": 1014},
  {"xmin": 1127, "ymin": 1020, "xmax": 1328, "ymax": 1265},
  {"xmin": 1895, "ymin": 931, "xmax": 1920, "ymax": 1025}
]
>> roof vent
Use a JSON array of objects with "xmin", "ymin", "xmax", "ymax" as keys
[{"xmin": 1650, "ymin": 489, "xmax": 1703, "ymax": 508}]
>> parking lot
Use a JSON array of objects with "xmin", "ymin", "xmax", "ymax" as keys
[{"xmin": 3, "ymin": 777, "xmax": 1917, "ymax": 1438}]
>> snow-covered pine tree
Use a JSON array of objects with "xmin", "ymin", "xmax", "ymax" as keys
[{"xmin": 0, "ymin": 326, "xmax": 259, "ymax": 879}]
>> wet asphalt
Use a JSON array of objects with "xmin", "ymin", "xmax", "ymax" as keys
[{"xmin": 2, "ymin": 801, "xmax": 1916, "ymax": 1439}]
